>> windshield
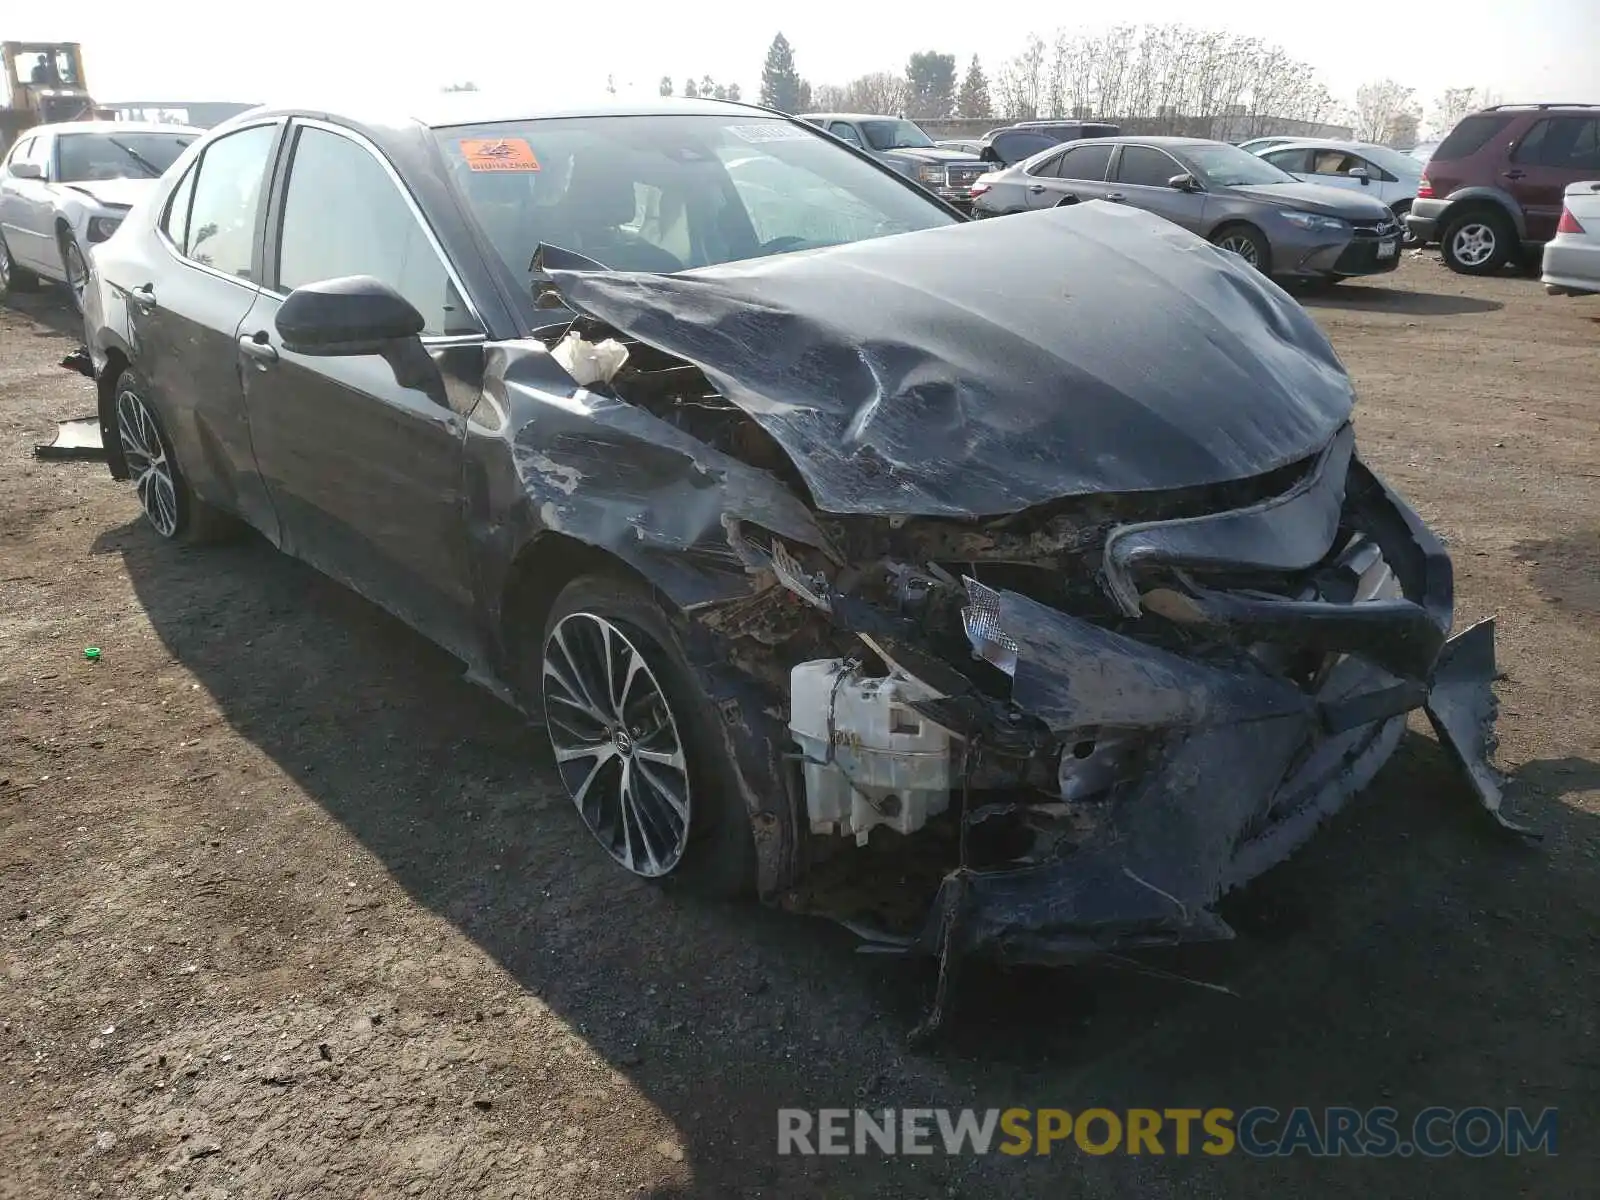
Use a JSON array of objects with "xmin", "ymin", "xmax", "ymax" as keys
[
  {"xmin": 1186, "ymin": 143, "xmax": 1299, "ymax": 187},
  {"xmin": 859, "ymin": 119, "xmax": 935, "ymax": 151},
  {"xmin": 57, "ymin": 132, "xmax": 195, "ymax": 182},
  {"xmin": 435, "ymin": 114, "xmax": 959, "ymax": 280}
]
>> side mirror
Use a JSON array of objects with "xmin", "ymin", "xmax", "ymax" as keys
[
  {"xmin": 1348, "ymin": 167, "xmax": 1370, "ymax": 184},
  {"xmin": 979, "ymin": 145, "xmax": 1001, "ymax": 164},
  {"xmin": 274, "ymin": 275, "xmax": 424, "ymax": 357},
  {"xmin": 10, "ymin": 162, "xmax": 45, "ymax": 181},
  {"xmin": 1168, "ymin": 173, "xmax": 1200, "ymax": 192}
]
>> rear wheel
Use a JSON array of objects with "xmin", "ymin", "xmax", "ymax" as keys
[
  {"xmin": 1440, "ymin": 208, "xmax": 1513, "ymax": 275},
  {"xmin": 1210, "ymin": 223, "xmax": 1270, "ymax": 273},
  {"xmin": 538, "ymin": 573, "xmax": 756, "ymax": 898},
  {"xmin": 112, "ymin": 368, "xmax": 237, "ymax": 543},
  {"xmin": 0, "ymin": 233, "xmax": 39, "ymax": 299}
]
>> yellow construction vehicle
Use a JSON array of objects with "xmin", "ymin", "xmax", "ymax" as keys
[{"xmin": 1, "ymin": 42, "xmax": 112, "ymax": 155}]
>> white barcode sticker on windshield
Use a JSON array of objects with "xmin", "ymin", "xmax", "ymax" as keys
[{"xmin": 727, "ymin": 123, "xmax": 812, "ymax": 143}]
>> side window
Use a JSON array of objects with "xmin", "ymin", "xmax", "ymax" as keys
[
  {"xmin": 1511, "ymin": 120, "xmax": 1550, "ymax": 165},
  {"xmin": 162, "ymin": 161, "xmax": 198, "ymax": 251},
  {"xmin": 1056, "ymin": 143, "xmax": 1114, "ymax": 181},
  {"xmin": 276, "ymin": 125, "xmax": 475, "ymax": 337},
  {"xmin": 183, "ymin": 124, "xmax": 277, "ymax": 280},
  {"xmin": 1309, "ymin": 149, "xmax": 1359, "ymax": 176},
  {"xmin": 1263, "ymin": 148, "xmax": 1310, "ymax": 173},
  {"xmin": 4, "ymin": 136, "xmax": 34, "ymax": 174},
  {"xmin": 1027, "ymin": 150, "xmax": 1067, "ymax": 178},
  {"xmin": 829, "ymin": 122, "xmax": 863, "ymax": 149},
  {"xmin": 1116, "ymin": 146, "xmax": 1183, "ymax": 187},
  {"xmin": 1516, "ymin": 117, "xmax": 1600, "ymax": 169}
]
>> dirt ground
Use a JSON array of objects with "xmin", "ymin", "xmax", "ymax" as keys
[{"xmin": 1, "ymin": 257, "xmax": 1597, "ymax": 1200}]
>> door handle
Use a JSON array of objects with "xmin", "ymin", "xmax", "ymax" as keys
[
  {"xmin": 1107, "ymin": 192, "xmax": 1127, "ymax": 202},
  {"xmin": 1502, "ymin": 169, "xmax": 1525, "ymax": 180},
  {"xmin": 128, "ymin": 284, "xmax": 156, "ymax": 312},
  {"xmin": 1027, "ymin": 183, "xmax": 1046, "ymax": 194},
  {"xmin": 237, "ymin": 333, "xmax": 278, "ymax": 367}
]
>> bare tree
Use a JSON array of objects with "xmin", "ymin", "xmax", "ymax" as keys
[
  {"xmin": 996, "ymin": 34, "xmax": 1046, "ymax": 120},
  {"xmin": 810, "ymin": 83, "xmax": 848, "ymax": 112},
  {"xmin": 1430, "ymin": 86, "xmax": 1497, "ymax": 137},
  {"xmin": 1025, "ymin": 25, "xmax": 1336, "ymax": 136},
  {"xmin": 842, "ymin": 72, "xmax": 910, "ymax": 116},
  {"xmin": 1352, "ymin": 79, "xmax": 1419, "ymax": 144}
]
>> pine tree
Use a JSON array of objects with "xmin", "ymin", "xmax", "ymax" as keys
[
  {"xmin": 659, "ymin": 76, "xmax": 673, "ymax": 97},
  {"xmin": 956, "ymin": 55, "xmax": 992, "ymax": 119},
  {"xmin": 759, "ymin": 33, "xmax": 803, "ymax": 113}
]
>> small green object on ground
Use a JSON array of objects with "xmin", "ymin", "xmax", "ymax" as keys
[{"xmin": 84, "ymin": 647, "xmax": 101, "ymax": 661}]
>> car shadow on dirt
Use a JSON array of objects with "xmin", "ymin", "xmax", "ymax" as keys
[
  {"xmin": 99, "ymin": 520, "xmax": 1597, "ymax": 1196},
  {"xmin": 1298, "ymin": 285, "xmax": 1503, "ymax": 316},
  {"xmin": 1, "ymin": 290, "xmax": 83, "ymax": 340}
]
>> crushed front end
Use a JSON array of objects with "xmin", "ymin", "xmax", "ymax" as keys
[
  {"xmin": 698, "ymin": 423, "xmax": 1521, "ymax": 979},
  {"xmin": 522, "ymin": 207, "xmax": 1523, "ymax": 1016}
]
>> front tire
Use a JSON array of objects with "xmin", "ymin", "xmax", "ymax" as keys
[
  {"xmin": 1210, "ymin": 223, "xmax": 1271, "ymax": 273},
  {"xmin": 539, "ymin": 573, "xmax": 756, "ymax": 898},
  {"xmin": 111, "ymin": 368, "xmax": 236, "ymax": 543},
  {"xmin": 61, "ymin": 236, "xmax": 88, "ymax": 315},
  {"xmin": 1440, "ymin": 208, "xmax": 1513, "ymax": 275}
]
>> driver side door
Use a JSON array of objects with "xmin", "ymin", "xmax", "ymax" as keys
[{"xmin": 239, "ymin": 119, "xmax": 486, "ymax": 662}]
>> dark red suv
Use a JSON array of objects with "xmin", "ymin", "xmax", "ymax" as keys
[{"xmin": 1407, "ymin": 103, "xmax": 1600, "ymax": 275}]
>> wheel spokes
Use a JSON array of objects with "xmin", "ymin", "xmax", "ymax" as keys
[{"xmin": 542, "ymin": 612, "xmax": 692, "ymax": 878}]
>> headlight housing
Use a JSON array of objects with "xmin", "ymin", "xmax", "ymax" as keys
[
  {"xmin": 87, "ymin": 216, "xmax": 123, "ymax": 243},
  {"xmin": 1279, "ymin": 210, "xmax": 1348, "ymax": 234},
  {"xmin": 916, "ymin": 163, "xmax": 946, "ymax": 185}
]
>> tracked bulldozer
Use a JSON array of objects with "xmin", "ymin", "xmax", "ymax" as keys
[{"xmin": 1, "ymin": 42, "xmax": 112, "ymax": 155}]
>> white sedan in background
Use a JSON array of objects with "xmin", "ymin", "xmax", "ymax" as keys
[
  {"xmin": 1542, "ymin": 181, "xmax": 1600, "ymax": 297},
  {"xmin": 1254, "ymin": 139, "xmax": 1426, "ymax": 246},
  {"xmin": 0, "ymin": 120, "xmax": 199, "ymax": 313}
]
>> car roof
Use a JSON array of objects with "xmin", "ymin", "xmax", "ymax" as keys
[
  {"xmin": 231, "ymin": 92, "xmax": 782, "ymax": 133},
  {"xmin": 1062, "ymin": 135, "xmax": 1229, "ymax": 148},
  {"xmin": 797, "ymin": 112, "xmax": 904, "ymax": 123},
  {"xmin": 1261, "ymin": 138, "xmax": 1404, "ymax": 154},
  {"xmin": 27, "ymin": 120, "xmax": 204, "ymax": 137}
]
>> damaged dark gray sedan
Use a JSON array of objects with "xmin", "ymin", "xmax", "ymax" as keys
[{"xmin": 82, "ymin": 96, "xmax": 1520, "ymax": 1002}]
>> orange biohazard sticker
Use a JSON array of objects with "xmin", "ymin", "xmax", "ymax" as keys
[{"xmin": 460, "ymin": 138, "xmax": 541, "ymax": 172}]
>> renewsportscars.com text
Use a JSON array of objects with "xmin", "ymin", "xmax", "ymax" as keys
[{"xmin": 777, "ymin": 1106, "xmax": 1558, "ymax": 1158}]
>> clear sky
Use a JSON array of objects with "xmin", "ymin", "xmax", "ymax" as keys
[{"xmin": 14, "ymin": 0, "xmax": 1599, "ymax": 118}]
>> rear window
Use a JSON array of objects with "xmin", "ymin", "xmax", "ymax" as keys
[{"xmin": 1433, "ymin": 113, "xmax": 1515, "ymax": 160}]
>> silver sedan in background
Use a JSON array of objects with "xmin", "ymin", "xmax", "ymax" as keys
[{"xmin": 971, "ymin": 136, "xmax": 1405, "ymax": 284}]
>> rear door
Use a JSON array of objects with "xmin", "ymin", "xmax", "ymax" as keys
[
  {"xmin": 0, "ymin": 136, "xmax": 39, "ymax": 267},
  {"xmin": 2, "ymin": 135, "xmax": 56, "ymax": 271},
  {"xmin": 1507, "ymin": 116, "xmax": 1600, "ymax": 241},
  {"xmin": 1108, "ymin": 144, "xmax": 1206, "ymax": 231},
  {"xmin": 239, "ymin": 118, "xmax": 486, "ymax": 660},
  {"xmin": 130, "ymin": 119, "xmax": 283, "ymax": 537},
  {"xmin": 1024, "ymin": 142, "xmax": 1115, "ymax": 209}
]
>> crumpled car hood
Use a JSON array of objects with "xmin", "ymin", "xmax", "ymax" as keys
[
  {"xmin": 547, "ymin": 202, "xmax": 1356, "ymax": 518},
  {"xmin": 60, "ymin": 178, "xmax": 157, "ymax": 209}
]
